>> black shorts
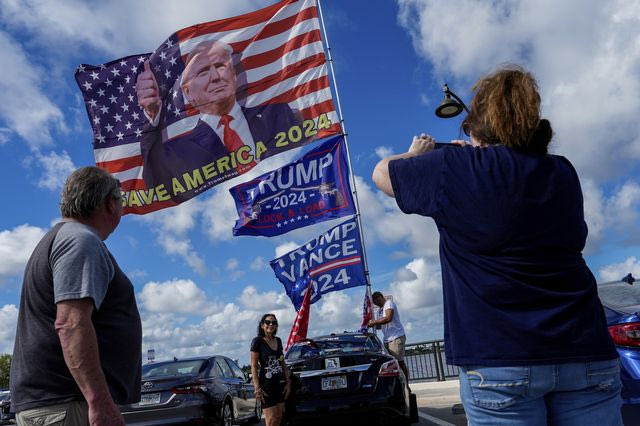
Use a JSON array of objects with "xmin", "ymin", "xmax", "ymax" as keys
[{"xmin": 261, "ymin": 380, "xmax": 285, "ymax": 408}]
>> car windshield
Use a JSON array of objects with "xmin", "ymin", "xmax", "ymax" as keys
[
  {"xmin": 286, "ymin": 335, "xmax": 381, "ymax": 361},
  {"xmin": 142, "ymin": 359, "xmax": 206, "ymax": 378},
  {"xmin": 598, "ymin": 282, "xmax": 640, "ymax": 314}
]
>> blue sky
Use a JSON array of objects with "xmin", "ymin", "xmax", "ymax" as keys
[{"xmin": 1, "ymin": 0, "xmax": 639, "ymax": 366}]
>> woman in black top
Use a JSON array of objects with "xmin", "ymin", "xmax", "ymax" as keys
[{"xmin": 250, "ymin": 313, "xmax": 291, "ymax": 426}]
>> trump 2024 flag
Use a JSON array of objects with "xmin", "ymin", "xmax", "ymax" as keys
[
  {"xmin": 229, "ymin": 135, "xmax": 355, "ymax": 237},
  {"xmin": 270, "ymin": 217, "xmax": 367, "ymax": 310},
  {"xmin": 75, "ymin": 0, "xmax": 341, "ymax": 215}
]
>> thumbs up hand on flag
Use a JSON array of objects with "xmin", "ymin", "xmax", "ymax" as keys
[{"xmin": 136, "ymin": 60, "xmax": 161, "ymax": 122}]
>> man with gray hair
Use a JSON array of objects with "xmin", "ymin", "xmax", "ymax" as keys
[
  {"xmin": 135, "ymin": 39, "xmax": 303, "ymax": 197},
  {"xmin": 10, "ymin": 166, "xmax": 142, "ymax": 426}
]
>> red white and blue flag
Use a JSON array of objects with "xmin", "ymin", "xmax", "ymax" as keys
[
  {"xmin": 75, "ymin": 0, "xmax": 340, "ymax": 215},
  {"xmin": 285, "ymin": 278, "xmax": 312, "ymax": 352},
  {"xmin": 359, "ymin": 286, "xmax": 373, "ymax": 332},
  {"xmin": 270, "ymin": 217, "xmax": 366, "ymax": 310},
  {"xmin": 229, "ymin": 135, "xmax": 355, "ymax": 237}
]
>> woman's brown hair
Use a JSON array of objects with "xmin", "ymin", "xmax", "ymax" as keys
[{"xmin": 462, "ymin": 65, "xmax": 552, "ymax": 154}]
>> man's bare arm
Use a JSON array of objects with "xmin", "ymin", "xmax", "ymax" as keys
[
  {"xmin": 55, "ymin": 298, "xmax": 124, "ymax": 426},
  {"xmin": 369, "ymin": 308, "xmax": 394, "ymax": 327}
]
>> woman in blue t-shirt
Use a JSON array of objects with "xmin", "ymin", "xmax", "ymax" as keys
[
  {"xmin": 372, "ymin": 65, "xmax": 622, "ymax": 425},
  {"xmin": 250, "ymin": 313, "xmax": 291, "ymax": 426}
]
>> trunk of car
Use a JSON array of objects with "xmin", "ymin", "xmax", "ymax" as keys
[
  {"xmin": 290, "ymin": 353, "xmax": 385, "ymax": 399},
  {"xmin": 125, "ymin": 374, "xmax": 203, "ymax": 411}
]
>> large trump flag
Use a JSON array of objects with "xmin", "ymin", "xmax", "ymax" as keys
[{"xmin": 75, "ymin": 0, "xmax": 340, "ymax": 214}]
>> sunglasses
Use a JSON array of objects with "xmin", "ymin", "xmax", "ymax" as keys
[{"xmin": 263, "ymin": 320, "xmax": 278, "ymax": 326}]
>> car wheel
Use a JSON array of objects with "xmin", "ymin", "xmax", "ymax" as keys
[
  {"xmin": 246, "ymin": 399, "xmax": 262, "ymax": 424},
  {"xmin": 222, "ymin": 400, "xmax": 233, "ymax": 426}
]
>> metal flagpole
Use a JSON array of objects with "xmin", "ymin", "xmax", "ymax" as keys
[
  {"xmin": 317, "ymin": 0, "xmax": 375, "ymax": 334},
  {"xmin": 317, "ymin": 0, "xmax": 372, "ymax": 290}
]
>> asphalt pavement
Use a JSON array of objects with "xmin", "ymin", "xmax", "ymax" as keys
[
  {"xmin": 412, "ymin": 379, "xmax": 466, "ymax": 426},
  {"xmin": 255, "ymin": 379, "xmax": 467, "ymax": 425}
]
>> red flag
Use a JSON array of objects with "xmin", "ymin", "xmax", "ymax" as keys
[
  {"xmin": 359, "ymin": 286, "xmax": 373, "ymax": 332},
  {"xmin": 285, "ymin": 280, "xmax": 312, "ymax": 352}
]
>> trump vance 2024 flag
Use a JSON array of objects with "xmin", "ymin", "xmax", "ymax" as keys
[
  {"xmin": 270, "ymin": 217, "xmax": 367, "ymax": 310},
  {"xmin": 229, "ymin": 135, "xmax": 355, "ymax": 237},
  {"xmin": 75, "ymin": 0, "xmax": 341, "ymax": 215}
]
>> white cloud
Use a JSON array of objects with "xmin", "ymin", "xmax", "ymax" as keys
[
  {"xmin": 0, "ymin": 128, "xmax": 11, "ymax": 145},
  {"xmin": 0, "ymin": 30, "xmax": 66, "ymax": 147},
  {"xmin": 226, "ymin": 258, "xmax": 239, "ymax": 270},
  {"xmin": 0, "ymin": 224, "xmax": 47, "ymax": 283},
  {"xmin": 250, "ymin": 256, "xmax": 267, "ymax": 271},
  {"xmin": 156, "ymin": 234, "xmax": 206, "ymax": 275},
  {"xmin": 136, "ymin": 199, "xmax": 206, "ymax": 273},
  {"xmin": 274, "ymin": 241, "xmax": 301, "ymax": 258},
  {"xmin": 35, "ymin": 151, "xmax": 76, "ymax": 190},
  {"xmin": 582, "ymin": 178, "xmax": 640, "ymax": 251},
  {"xmin": 0, "ymin": 0, "xmax": 270, "ymax": 57},
  {"xmin": 374, "ymin": 146, "xmax": 393, "ymax": 159},
  {"xmin": 396, "ymin": 0, "xmax": 640, "ymax": 181},
  {"xmin": 395, "ymin": 0, "xmax": 640, "ymax": 256},
  {"xmin": 0, "ymin": 305, "xmax": 18, "ymax": 353},
  {"xmin": 138, "ymin": 278, "xmax": 218, "ymax": 315},
  {"xmin": 390, "ymin": 258, "xmax": 442, "ymax": 311},
  {"xmin": 599, "ymin": 256, "xmax": 640, "ymax": 282},
  {"xmin": 355, "ymin": 176, "xmax": 440, "ymax": 258}
]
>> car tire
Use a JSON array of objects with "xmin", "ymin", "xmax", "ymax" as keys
[
  {"xmin": 246, "ymin": 399, "xmax": 262, "ymax": 424},
  {"xmin": 221, "ymin": 400, "xmax": 233, "ymax": 426}
]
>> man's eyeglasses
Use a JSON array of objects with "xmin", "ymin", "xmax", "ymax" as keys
[{"xmin": 263, "ymin": 320, "xmax": 278, "ymax": 326}]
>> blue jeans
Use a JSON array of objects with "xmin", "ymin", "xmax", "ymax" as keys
[{"xmin": 459, "ymin": 359, "xmax": 623, "ymax": 425}]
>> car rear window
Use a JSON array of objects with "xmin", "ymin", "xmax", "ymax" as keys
[
  {"xmin": 142, "ymin": 359, "xmax": 206, "ymax": 378},
  {"xmin": 286, "ymin": 335, "xmax": 381, "ymax": 361},
  {"xmin": 598, "ymin": 282, "xmax": 640, "ymax": 314}
]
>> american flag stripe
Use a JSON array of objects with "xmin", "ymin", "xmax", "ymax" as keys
[
  {"xmin": 243, "ymin": 64, "xmax": 327, "ymax": 105},
  {"xmin": 95, "ymin": 155, "xmax": 143, "ymax": 173},
  {"xmin": 309, "ymin": 256, "xmax": 362, "ymax": 277},
  {"xmin": 79, "ymin": 0, "xmax": 340, "ymax": 215},
  {"xmin": 94, "ymin": 143, "xmax": 141, "ymax": 163},
  {"xmin": 177, "ymin": 0, "xmax": 316, "ymax": 50},
  {"xmin": 120, "ymin": 180, "xmax": 145, "ymax": 192},
  {"xmin": 266, "ymin": 76, "xmax": 330, "ymax": 106},
  {"xmin": 241, "ymin": 45, "xmax": 325, "ymax": 91},
  {"xmin": 110, "ymin": 165, "xmax": 143, "ymax": 184},
  {"xmin": 232, "ymin": 18, "xmax": 321, "ymax": 61},
  {"xmin": 243, "ymin": 62, "xmax": 327, "ymax": 105},
  {"xmin": 242, "ymin": 53, "xmax": 327, "ymax": 98},
  {"xmin": 240, "ymin": 29, "xmax": 322, "ymax": 71}
]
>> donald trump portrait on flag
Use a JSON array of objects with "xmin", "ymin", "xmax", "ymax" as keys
[{"xmin": 136, "ymin": 39, "xmax": 303, "ymax": 196}]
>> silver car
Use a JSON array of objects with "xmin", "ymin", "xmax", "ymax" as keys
[{"xmin": 120, "ymin": 356, "xmax": 261, "ymax": 426}]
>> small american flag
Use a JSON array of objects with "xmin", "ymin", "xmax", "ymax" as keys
[
  {"xmin": 359, "ymin": 286, "xmax": 373, "ymax": 332},
  {"xmin": 75, "ymin": 0, "xmax": 340, "ymax": 215},
  {"xmin": 285, "ymin": 278, "xmax": 312, "ymax": 352}
]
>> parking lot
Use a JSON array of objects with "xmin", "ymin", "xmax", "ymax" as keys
[{"xmin": 255, "ymin": 379, "xmax": 467, "ymax": 425}]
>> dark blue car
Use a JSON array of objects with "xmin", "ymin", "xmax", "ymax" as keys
[{"xmin": 598, "ymin": 273, "xmax": 640, "ymax": 423}]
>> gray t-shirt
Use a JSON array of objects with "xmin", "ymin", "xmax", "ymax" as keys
[
  {"xmin": 52, "ymin": 222, "xmax": 113, "ymax": 308},
  {"xmin": 10, "ymin": 221, "xmax": 142, "ymax": 413}
]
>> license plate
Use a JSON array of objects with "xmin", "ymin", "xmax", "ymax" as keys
[
  {"xmin": 321, "ymin": 375, "xmax": 347, "ymax": 391},
  {"xmin": 138, "ymin": 392, "xmax": 161, "ymax": 406}
]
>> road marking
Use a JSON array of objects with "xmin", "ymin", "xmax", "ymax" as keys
[{"xmin": 418, "ymin": 411, "xmax": 458, "ymax": 426}]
